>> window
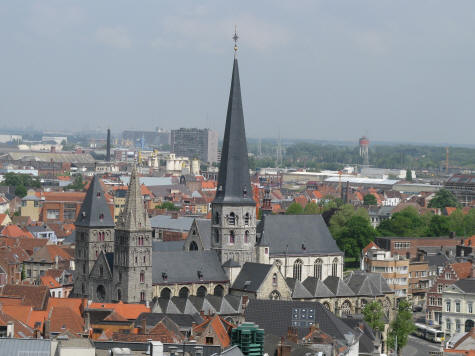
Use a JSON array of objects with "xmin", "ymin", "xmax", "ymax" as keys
[
  {"xmin": 206, "ymin": 337, "xmax": 214, "ymax": 345},
  {"xmin": 293, "ymin": 259, "xmax": 303, "ymax": 281},
  {"xmin": 244, "ymin": 213, "xmax": 250, "ymax": 226},
  {"xmin": 468, "ymin": 303, "xmax": 473, "ymax": 314},
  {"xmin": 269, "ymin": 290, "xmax": 280, "ymax": 300},
  {"xmin": 456, "ymin": 319, "xmax": 461, "ymax": 332},
  {"xmin": 446, "ymin": 300, "xmax": 451, "ymax": 312},
  {"xmin": 272, "ymin": 273, "xmax": 277, "ymax": 287},
  {"xmin": 275, "ymin": 260, "xmax": 282, "ymax": 272},
  {"xmin": 143, "ymin": 255, "xmax": 146, "ymax": 263},
  {"xmin": 438, "ymin": 284, "xmax": 443, "ymax": 293},
  {"xmin": 214, "ymin": 229, "xmax": 219, "ymax": 243},
  {"xmin": 228, "ymin": 212, "xmax": 235, "ymax": 225},
  {"xmin": 138, "ymin": 236, "xmax": 144, "ymax": 246},
  {"xmin": 99, "ymin": 266, "xmax": 103, "ymax": 277},
  {"xmin": 140, "ymin": 291, "xmax": 145, "ymax": 302},
  {"xmin": 46, "ymin": 209, "xmax": 60, "ymax": 220},
  {"xmin": 140, "ymin": 271, "xmax": 145, "ymax": 283},
  {"xmin": 229, "ymin": 231, "xmax": 235, "ymax": 244},
  {"xmin": 214, "ymin": 212, "xmax": 220, "ymax": 224},
  {"xmin": 244, "ymin": 230, "xmax": 249, "ymax": 243},
  {"xmin": 446, "ymin": 318, "xmax": 451, "ymax": 331},
  {"xmin": 341, "ymin": 300, "xmax": 352, "ymax": 315},
  {"xmin": 456, "ymin": 301, "xmax": 461, "ymax": 313},
  {"xmin": 332, "ymin": 258, "xmax": 338, "ymax": 277},
  {"xmin": 314, "ymin": 259, "xmax": 323, "ymax": 280}
]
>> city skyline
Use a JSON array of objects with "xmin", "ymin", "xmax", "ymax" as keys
[{"xmin": 1, "ymin": 1, "xmax": 475, "ymax": 145}]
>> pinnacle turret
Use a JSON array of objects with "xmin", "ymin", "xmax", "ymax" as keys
[{"xmin": 75, "ymin": 175, "xmax": 114, "ymax": 228}]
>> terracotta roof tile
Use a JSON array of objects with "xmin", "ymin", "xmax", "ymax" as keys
[
  {"xmin": 40, "ymin": 275, "xmax": 61, "ymax": 289},
  {"xmin": 0, "ymin": 214, "xmax": 9, "ymax": 225},
  {"xmin": 363, "ymin": 241, "xmax": 379, "ymax": 254},
  {"xmin": 1, "ymin": 225, "xmax": 34, "ymax": 238},
  {"xmin": 452, "ymin": 262, "xmax": 473, "ymax": 279},
  {"xmin": 88, "ymin": 301, "xmax": 150, "ymax": 320},
  {"xmin": 0, "ymin": 284, "xmax": 49, "ymax": 310},
  {"xmin": 48, "ymin": 306, "xmax": 84, "ymax": 334},
  {"xmin": 0, "ymin": 309, "xmax": 34, "ymax": 337}
]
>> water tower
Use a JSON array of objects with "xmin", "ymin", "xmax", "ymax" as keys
[{"xmin": 359, "ymin": 136, "xmax": 369, "ymax": 166}]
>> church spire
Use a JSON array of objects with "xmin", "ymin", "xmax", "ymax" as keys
[
  {"xmin": 76, "ymin": 175, "xmax": 114, "ymax": 227},
  {"xmin": 116, "ymin": 166, "xmax": 150, "ymax": 230},
  {"xmin": 213, "ymin": 30, "xmax": 255, "ymax": 206}
]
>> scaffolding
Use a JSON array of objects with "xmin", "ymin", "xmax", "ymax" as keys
[{"xmin": 231, "ymin": 322, "xmax": 264, "ymax": 356}]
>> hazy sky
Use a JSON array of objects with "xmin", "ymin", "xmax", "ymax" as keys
[{"xmin": 1, "ymin": 1, "xmax": 475, "ymax": 145}]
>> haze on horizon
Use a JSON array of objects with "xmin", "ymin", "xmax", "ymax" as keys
[{"xmin": 1, "ymin": 1, "xmax": 475, "ymax": 145}]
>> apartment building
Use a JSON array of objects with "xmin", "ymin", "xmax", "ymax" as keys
[
  {"xmin": 442, "ymin": 277, "xmax": 475, "ymax": 336},
  {"xmin": 364, "ymin": 248, "xmax": 409, "ymax": 298}
]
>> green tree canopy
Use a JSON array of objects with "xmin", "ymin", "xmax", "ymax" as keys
[
  {"xmin": 388, "ymin": 299, "xmax": 416, "ymax": 355},
  {"xmin": 15, "ymin": 185, "xmax": 27, "ymax": 198},
  {"xmin": 363, "ymin": 194, "xmax": 377, "ymax": 206},
  {"xmin": 156, "ymin": 201, "xmax": 180, "ymax": 211},
  {"xmin": 426, "ymin": 214, "xmax": 451, "ymax": 237},
  {"xmin": 428, "ymin": 188, "xmax": 460, "ymax": 208},
  {"xmin": 334, "ymin": 215, "xmax": 376, "ymax": 259},
  {"xmin": 405, "ymin": 169, "xmax": 412, "ymax": 181},
  {"xmin": 286, "ymin": 202, "xmax": 304, "ymax": 215},
  {"xmin": 362, "ymin": 301, "xmax": 385, "ymax": 332},
  {"xmin": 303, "ymin": 201, "xmax": 319, "ymax": 214},
  {"xmin": 67, "ymin": 175, "xmax": 86, "ymax": 191},
  {"xmin": 1, "ymin": 172, "xmax": 40, "ymax": 189},
  {"xmin": 377, "ymin": 206, "xmax": 430, "ymax": 237}
]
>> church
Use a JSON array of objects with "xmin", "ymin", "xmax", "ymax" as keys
[{"xmin": 73, "ymin": 37, "xmax": 344, "ymax": 304}]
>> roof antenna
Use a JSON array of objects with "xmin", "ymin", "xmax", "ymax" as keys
[{"xmin": 233, "ymin": 25, "xmax": 239, "ymax": 58}]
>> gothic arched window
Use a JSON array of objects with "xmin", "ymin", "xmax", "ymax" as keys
[
  {"xmin": 229, "ymin": 231, "xmax": 235, "ymax": 244},
  {"xmin": 275, "ymin": 260, "xmax": 282, "ymax": 272},
  {"xmin": 179, "ymin": 287, "xmax": 190, "ymax": 298},
  {"xmin": 160, "ymin": 288, "xmax": 171, "ymax": 299},
  {"xmin": 117, "ymin": 289, "xmax": 122, "ymax": 301},
  {"xmin": 314, "ymin": 259, "xmax": 323, "ymax": 280},
  {"xmin": 197, "ymin": 286, "xmax": 207, "ymax": 297},
  {"xmin": 140, "ymin": 271, "xmax": 145, "ymax": 283},
  {"xmin": 332, "ymin": 258, "xmax": 338, "ymax": 277},
  {"xmin": 214, "ymin": 229, "xmax": 219, "ymax": 243},
  {"xmin": 214, "ymin": 212, "xmax": 220, "ymax": 224},
  {"xmin": 190, "ymin": 241, "xmax": 199, "ymax": 251},
  {"xmin": 228, "ymin": 212, "xmax": 236, "ymax": 225},
  {"xmin": 214, "ymin": 285, "xmax": 224, "ymax": 297},
  {"xmin": 269, "ymin": 290, "xmax": 280, "ymax": 300},
  {"xmin": 272, "ymin": 273, "xmax": 278, "ymax": 287},
  {"xmin": 244, "ymin": 230, "xmax": 249, "ymax": 243},
  {"xmin": 341, "ymin": 300, "xmax": 352, "ymax": 315},
  {"xmin": 293, "ymin": 259, "xmax": 303, "ymax": 281},
  {"xmin": 244, "ymin": 213, "xmax": 250, "ymax": 226}
]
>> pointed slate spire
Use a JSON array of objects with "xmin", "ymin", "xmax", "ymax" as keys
[
  {"xmin": 116, "ymin": 166, "xmax": 151, "ymax": 231},
  {"xmin": 75, "ymin": 175, "xmax": 114, "ymax": 227},
  {"xmin": 213, "ymin": 56, "xmax": 255, "ymax": 206}
]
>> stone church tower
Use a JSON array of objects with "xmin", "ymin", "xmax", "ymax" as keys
[
  {"xmin": 211, "ymin": 38, "xmax": 257, "ymax": 266},
  {"xmin": 74, "ymin": 175, "xmax": 115, "ymax": 298},
  {"xmin": 113, "ymin": 167, "xmax": 153, "ymax": 303}
]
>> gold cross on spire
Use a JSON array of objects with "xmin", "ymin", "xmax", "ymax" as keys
[{"xmin": 233, "ymin": 25, "xmax": 239, "ymax": 57}]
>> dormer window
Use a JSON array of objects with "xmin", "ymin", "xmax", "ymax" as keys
[
  {"xmin": 96, "ymin": 192, "xmax": 101, "ymax": 197},
  {"xmin": 197, "ymin": 270, "xmax": 203, "ymax": 280},
  {"xmin": 162, "ymin": 272, "xmax": 168, "ymax": 281},
  {"xmin": 99, "ymin": 213, "xmax": 104, "ymax": 221}
]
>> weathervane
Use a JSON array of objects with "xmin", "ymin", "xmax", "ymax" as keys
[{"xmin": 233, "ymin": 25, "xmax": 239, "ymax": 57}]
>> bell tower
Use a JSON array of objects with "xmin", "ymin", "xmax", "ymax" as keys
[{"xmin": 211, "ymin": 29, "xmax": 256, "ymax": 266}]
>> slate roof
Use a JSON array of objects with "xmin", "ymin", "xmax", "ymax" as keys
[
  {"xmin": 152, "ymin": 251, "xmax": 228, "ymax": 284},
  {"xmin": 151, "ymin": 295, "xmax": 242, "ymax": 315},
  {"xmin": 323, "ymin": 276, "xmax": 355, "ymax": 297},
  {"xmin": 302, "ymin": 277, "xmax": 335, "ymax": 298},
  {"xmin": 257, "ymin": 215, "xmax": 342, "ymax": 256},
  {"xmin": 150, "ymin": 215, "xmax": 195, "ymax": 231},
  {"xmin": 0, "ymin": 339, "xmax": 51, "ymax": 356},
  {"xmin": 75, "ymin": 175, "xmax": 114, "ymax": 228},
  {"xmin": 244, "ymin": 299, "xmax": 357, "ymax": 342},
  {"xmin": 231, "ymin": 263, "xmax": 272, "ymax": 293},
  {"xmin": 213, "ymin": 58, "xmax": 255, "ymax": 206},
  {"xmin": 454, "ymin": 278, "xmax": 475, "ymax": 293},
  {"xmin": 195, "ymin": 219, "xmax": 212, "ymax": 249},
  {"xmin": 344, "ymin": 270, "xmax": 394, "ymax": 296},
  {"xmin": 152, "ymin": 240, "xmax": 185, "ymax": 252},
  {"xmin": 426, "ymin": 252, "xmax": 451, "ymax": 267},
  {"xmin": 135, "ymin": 312, "xmax": 203, "ymax": 329},
  {"xmin": 286, "ymin": 278, "xmax": 314, "ymax": 299}
]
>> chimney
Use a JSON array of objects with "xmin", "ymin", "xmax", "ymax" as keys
[
  {"xmin": 84, "ymin": 311, "xmax": 90, "ymax": 331},
  {"xmin": 106, "ymin": 129, "xmax": 111, "ymax": 162},
  {"xmin": 6, "ymin": 321, "xmax": 14, "ymax": 338},
  {"xmin": 141, "ymin": 317, "xmax": 147, "ymax": 334},
  {"xmin": 44, "ymin": 319, "xmax": 50, "ymax": 339},
  {"xmin": 33, "ymin": 328, "xmax": 40, "ymax": 339},
  {"xmin": 150, "ymin": 341, "xmax": 163, "ymax": 356}
]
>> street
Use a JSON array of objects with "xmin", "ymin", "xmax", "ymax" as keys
[{"xmin": 400, "ymin": 335, "xmax": 443, "ymax": 356}]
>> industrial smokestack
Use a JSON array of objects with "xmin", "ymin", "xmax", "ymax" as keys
[{"xmin": 106, "ymin": 129, "xmax": 111, "ymax": 162}]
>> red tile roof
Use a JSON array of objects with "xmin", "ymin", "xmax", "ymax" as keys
[
  {"xmin": 1, "ymin": 225, "xmax": 34, "ymax": 239},
  {"xmin": 40, "ymin": 275, "xmax": 61, "ymax": 289},
  {"xmin": 88, "ymin": 301, "xmax": 150, "ymax": 320},
  {"xmin": 48, "ymin": 306, "xmax": 84, "ymax": 334},
  {"xmin": 0, "ymin": 214, "xmax": 9, "ymax": 225},
  {"xmin": 363, "ymin": 241, "xmax": 379, "ymax": 254},
  {"xmin": 193, "ymin": 315, "xmax": 235, "ymax": 347},
  {"xmin": 452, "ymin": 262, "xmax": 473, "ymax": 279},
  {"xmin": 0, "ymin": 284, "xmax": 49, "ymax": 310}
]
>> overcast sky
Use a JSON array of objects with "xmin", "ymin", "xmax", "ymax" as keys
[{"xmin": 1, "ymin": 1, "xmax": 475, "ymax": 145}]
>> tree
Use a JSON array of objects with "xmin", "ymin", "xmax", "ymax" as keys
[
  {"xmin": 303, "ymin": 201, "xmax": 319, "ymax": 214},
  {"xmin": 377, "ymin": 207, "xmax": 430, "ymax": 237},
  {"xmin": 363, "ymin": 301, "xmax": 385, "ymax": 332},
  {"xmin": 286, "ymin": 202, "xmax": 304, "ymax": 215},
  {"xmin": 156, "ymin": 201, "xmax": 179, "ymax": 211},
  {"xmin": 405, "ymin": 169, "xmax": 412, "ymax": 181},
  {"xmin": 363, "ymin": 194, "xmax": 377, "ymax": 206},
  {"xmin": 67, "ymin": 175, "xmax": 85, "ymax": 191},
  {"xmin": 428, "ymin": 188, "xmax": 460, "ymax": 208},
  {"xmin": 388, "ymin": 299, "xmax": 416, "ymax": 355},
  {"xmin": 15, "ymin": 185, "xmax": 27, "ymax": 198},
  {"xmin": 427, "ymin": 214, "xmax": 451, "ymax": 237},
  {"xmin": 1, "ymin": 172, "xmax": 40, "ymax": 189},
  {"xmin": 334, "ymin": 215, "xmax": 376, "ymax": 259}
]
